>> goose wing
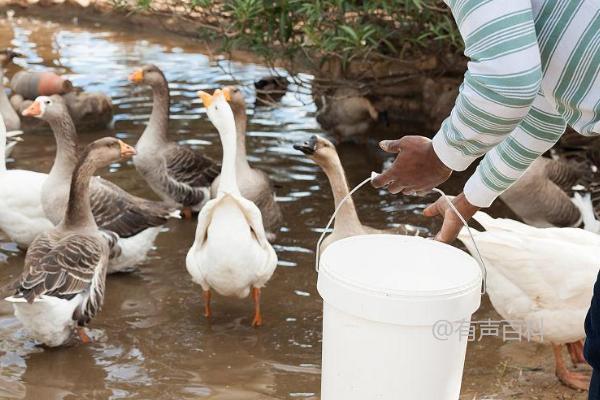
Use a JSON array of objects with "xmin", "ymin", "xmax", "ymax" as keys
[
  {"xmin": 231, "ymin": 195, "xmax": 272, "ymax": 249},
  {"xmin": 161, "ymin": 145, "xmax": 220, "ymax": 207},
  {"xmin": 90, "ymin": 177, "xmax": 176, "ymax": 238},
  {"xmin": 16, "ymin": 231, "xmax": 106, "ymax": 303}
]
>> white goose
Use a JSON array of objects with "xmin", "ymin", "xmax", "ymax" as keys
[
  {"xmin": 186, "ymin": 89, "xmax": 277, "ymax": 327},
  {"xmin": 0, "ymin": 114, "xmax": 52, "ymax": 247},
  {"xmin": 458, "ymin": 211, "xmax": 600, "ymax": 390}
]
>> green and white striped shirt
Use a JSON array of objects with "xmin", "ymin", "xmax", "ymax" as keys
[{"xmin": 432, "ymin": 0, "xmax": 600, "ymax": 208}]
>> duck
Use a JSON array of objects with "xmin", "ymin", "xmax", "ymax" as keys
[
  {"xmin": 457, "ymin": 211, "xmax": 600, "ymax": 390},
  {"xmin": 254, "ymin": 75, "xmax": 288, "ymax": 104},
  {"xmin": 0, "ymin": 114, "xmax": 52, "ymax": 247},
  {"xmin": 5, "ymin": 137, "xmax": 136, "ymax": 347},
  {"xmin": 128, "ymin": 64, "xmax": 220, "ymax": 218},
  {"xmin": 22, "ymin": 96, "xmax": 180, "ymax": 273},
  {"xmin": 0, "ymin": 65, "xmax": 21, "ymax": 133},
  {"xmin": 315, "ymin": 87, "xmax": 379, "ymax": 142},
  {"xmin": 186, "ymin": 89, "xmax": 277, "ymax": 327},
  {"xmin": 209, "ymin": 86, "xmax": 283, "ymax": 241},
  {"xmin": 294, "ymin": 135, "xmax": 419, "ymax": 250}
]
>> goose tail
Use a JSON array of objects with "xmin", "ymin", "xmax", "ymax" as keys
[{"xmin": 572, "ymin": 192, "xmax": 600, "ymax": 234}]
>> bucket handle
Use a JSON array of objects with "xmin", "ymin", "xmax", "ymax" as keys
[{"xmin": 315, "ymin": 172, "xmax": 487, "ymax": 295}]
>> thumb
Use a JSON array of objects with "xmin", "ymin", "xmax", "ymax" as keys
[{"xmin": 379, "ymin": 139, "xmax": 403, "ymax": 154}]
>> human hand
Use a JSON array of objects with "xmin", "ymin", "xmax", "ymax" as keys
[
  {"xmin": 423, "ymin": 193, "xmax": 480, "ymax": 243},
  {"xmin": 371, "ymin": 136, "xmax": 452, "ymax": 194}
]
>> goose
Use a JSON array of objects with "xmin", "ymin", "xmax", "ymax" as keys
[
  {"xmin": 0, "ymin": 65, "xmax": 21, "ymax": 133},
  {"xmin": 457, "ymin": 211, "xmax": 600, "ymax": 390},
  {"xmin": 0, "ymin": 114, "xmax": 52, "ymax": 247},
  {"xmin": 209, "ymin": 86, "xmax": 283, "ymax": 241},
  {"xmin": 294, "ymin": 135, "xmax": 419, "ymax": 250},
  {"xmin": 4, "ymin": 130, "xmax": 22, "ymax": 158},
  {"xmin": 500, "ymin": 157, "xmax": 582, "ymax": 226},
  {"xmin": 5, "ymin": 137, "xmax": 136, "ymax": 347},
  {"xmin": 22, "ymin": 96, "xmax": 179, "ymax": 273},
  {"xmin": 500, "ymin": 156, "xmax": 594, "ymax": 228},
  {"xmin": 254, "ymin": 75, "xmax": 288, "ymax": 104},
  {"xmin": 128, "ymin": 64, "xmax": 220, "ymax": 218},
  {"xmin": 186, "ymin": 89, "xmax": 277, "ymax": 327},
  {"xmin": 315, "ymin": 87, "xmax": 379, "ymax": 142}
]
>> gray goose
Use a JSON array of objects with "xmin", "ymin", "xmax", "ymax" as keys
[
  {"xmin": 23, "ymin": 96, "xmax": 179, "ymax": 273},
  {"xmin": 294, "ymin": 135, "xmax": 418, "ymax": 250},
  {"xmin": 209, "ymin": 86, "xmax": 283, "ymax": 241},
  {"xmin": 128, "ymin": 64, "xmax": 219, "ymax": 218},
  {"xmin": 500, "ymin": 156, "xmax": 599, "ymax": 230},
  {"xmin": 5, "ymin": 137, "xmax": 136, "ymax": 347}
]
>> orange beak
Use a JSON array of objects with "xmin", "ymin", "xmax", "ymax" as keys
[
  {"xmin": 128, "ymin": 69, "xmax": 144, "ymax": 83},
  {"xmin": 118, "ymin": 140, "xmax": 137, "ymax": 158},
  {"xmin": 222, "ymin": 87, "xmax": 232, "ymax": 102},
  {"xmin": 198, "ymin": 90, "xmax": 213, "ymax": 107},
  {"xmin": 22, "ymin": 100, "xmax": 42, "ymax": 117}
]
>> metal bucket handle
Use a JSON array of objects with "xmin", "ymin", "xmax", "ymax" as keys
[{"xmin": 315, "ymin": 172, "xmax": 487, "ymax": 295}]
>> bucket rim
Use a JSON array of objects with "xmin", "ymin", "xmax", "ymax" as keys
[{"xmin": 319, "ymin": 234, "xmax": 483, "ymax": 298}]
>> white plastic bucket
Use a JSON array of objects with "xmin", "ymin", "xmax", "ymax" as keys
[{"xmin": 318, "ymin": 234, "xmax": 482, "ymax": 400}]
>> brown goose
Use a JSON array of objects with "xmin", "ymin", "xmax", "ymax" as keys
[
  {"xmin": 128, "ymin": 64, "xmax": 220, "ymax": 218},
  {"xmin": 315, "ymin": 87, "xmax": 378, "ymax": 142},
  {"xmin": 209, "ymin": 86, "xmax": 283, "ymax": 241},
  {"xmin": 5, "ymin": 137, "xmax": 136, "ymax": 347},
  {"xmin": 22, "ymin": 96, "xmax": 179, "ymax": 273},
  {"xmin": 294, "ymin": 135, "xmax": 417, "ymax": 250},
  {"xmin": 500, "ymin": 157, "xmax": 595, "ymax": 228}
]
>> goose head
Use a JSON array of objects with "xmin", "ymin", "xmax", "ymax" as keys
[
  {"xmin": 83, "ymin": 137, "xmax": 137, "ymax": 169},
  {"xmin": 198, "ymin": 88, "xmax": 236, "ymax": 136},
  {"xmin": 128, "ymin": 64, "xmax": 167, "ymax": 87},
  {"xmin": 222, "ymin": 85, "xmax": 246, "ymax": 114},
  {"xmin": 294, "ymin": 135, "xmax": 338, "ymax": 167},
  {"xmin": 21, "ymin": 95, "xmax": 67, "ymax": 121}
]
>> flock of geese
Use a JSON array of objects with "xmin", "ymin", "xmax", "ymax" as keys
[{"xmin": 1, "ymin": 59, "xmax": 600, "ymax": 391}]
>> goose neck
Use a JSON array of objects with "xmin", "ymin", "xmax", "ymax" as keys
[
  {"xmin": 143, "ymin": 81, "xmax": 170, "ymax": 145},
  {"xmin": 217, "ymin": 120, "xmax": 240, "ymax": 195},
  {"xmin": 321, "ymin": 156, "xmax": 363, "ymax": 232},
  {"xmin": 63, "ymin": 156, "xmax": 97, "ymax": 229},
  {"xmin": 48, "ymin": 113, "xmax": 79, "ymax": 180},
  {"xmin": 234, "ymin": 109, "xmax": 250, "ymax": 171}
]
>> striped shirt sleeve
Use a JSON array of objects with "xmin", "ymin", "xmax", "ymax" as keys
[
  {"xmin": 432, "ymin": 0, "xmax": 543, "ymax": 172},
  {"xmin": 464, "ymin": 93, "xmax": 567, "ymax": 207}
]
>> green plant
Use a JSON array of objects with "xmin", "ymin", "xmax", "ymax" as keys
[{"xmin": 129, "ymin": 0, "xmax": 463, "ymax": 74}]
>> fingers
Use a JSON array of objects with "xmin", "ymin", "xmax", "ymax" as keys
[
  {"xmin": 387, "ymin": 181, "xmax": 405, "ymax": 194},
  {"xmin": 435, "ymin": 212, "xmax": 464, "ymax": 243},
  {"xmin": 423, "ymin": 201, "xmax": 441, "ymax": 217},
  {"xmin": 379, "ymin": 139, "xmax": 403, "ymax": 154},
  {"xmin": 371, "ymin": 169, "xmax": 394, "ymax": 188}
]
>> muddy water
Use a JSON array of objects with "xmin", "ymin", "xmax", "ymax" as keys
[{"xmin": 0, "ymin": 14, "xmax": 587, "ymax": 400}]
